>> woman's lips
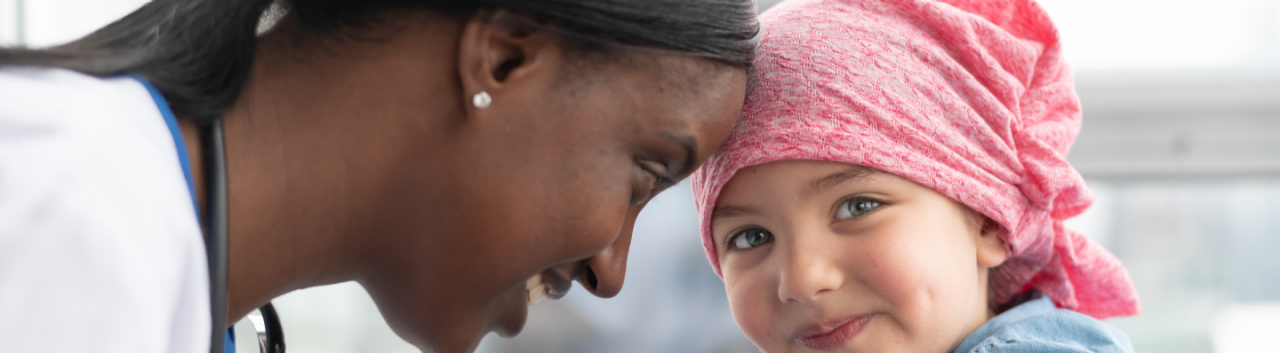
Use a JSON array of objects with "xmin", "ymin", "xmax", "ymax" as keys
[
  {"xmin": 794, "ymin": 314, "xmax": 873, "ymax": 350},
  {"xmin": 525, "ymin": 270, "xmax": 570, "ymax": 307},
  {"xmin": 526, "ymin": 273, "xmax": 549, "ymax": 307},
  {"xmin": 498, "ymin": 271, "xmax": 566, "ymax": 338},
  {"xmin": 498, "ymin": 270, "xmax": 572, "ymax": 338}
]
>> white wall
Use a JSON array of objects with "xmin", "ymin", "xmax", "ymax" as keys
[
  {"xmin": 1040, "ymin": 0, "xmax": 1280, "ymax": 71},
  {"xmin": 0, "ymin": 0, "xmax": 23, "ymax": 46},
  {"xmin": 0, "ymin": 0, "xmax": 148, "ymax": 48}
]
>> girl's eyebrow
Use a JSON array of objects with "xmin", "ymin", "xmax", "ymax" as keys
[
  {"xmin": 711, "ymin": 205, "xmax": 760, "ymax": 223},
  {"xmin": 802, "ymin": 166, "xmax": 877, "ymax": 201}
]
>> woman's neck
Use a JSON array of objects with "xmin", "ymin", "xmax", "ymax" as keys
[{"xmin": 178, "ymin": 14, "xmax": 467, "ymax": 324}]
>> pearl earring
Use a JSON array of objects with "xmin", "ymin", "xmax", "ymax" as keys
[{"xmin": 472, "ymin": 91, "xmax": 492, "ymax": 109}]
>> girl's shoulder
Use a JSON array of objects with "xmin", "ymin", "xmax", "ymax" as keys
[{"xmin": 954, "ymin": 294, "xmax": 1135, "ymax": 353}]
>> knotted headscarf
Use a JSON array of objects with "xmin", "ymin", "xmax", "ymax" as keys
[{"xmin": 691, "ymin": 0, "xmax": 1139, "ymax": 319}]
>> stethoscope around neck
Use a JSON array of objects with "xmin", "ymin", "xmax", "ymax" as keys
[{"xmin": 203, "ymin": 119, "xmax": 285, "ymax": 353}]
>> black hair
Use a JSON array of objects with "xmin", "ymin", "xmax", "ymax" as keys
[{"xmin": 0, "ymin": 0, "xmax": 758, "ymax": 123}]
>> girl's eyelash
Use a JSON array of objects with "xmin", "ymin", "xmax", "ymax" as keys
[
  {"xmin": 724, "ymin": 226, "xmax": 769, "ymax": 250},
  {"xmin": 725, "ymin": 227, "xmax": 748, "ymax": 248},
  {"xmin": 834, "ymin": 195, "xmax": 885, "ymax": 220}
]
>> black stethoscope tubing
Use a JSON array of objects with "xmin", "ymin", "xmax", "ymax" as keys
[{"xmin": 203, "ymin": 119, "xmax": 285, "ymax": 353}]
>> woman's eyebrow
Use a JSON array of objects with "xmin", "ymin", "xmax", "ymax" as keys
[{"xmin": 802, "ymin": 167, "xmax": 877, "ymax": 200}]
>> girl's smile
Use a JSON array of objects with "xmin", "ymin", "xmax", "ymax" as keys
[{"xmin": 794, "ymin": 314, "xmax": 873, "ymax": 350}]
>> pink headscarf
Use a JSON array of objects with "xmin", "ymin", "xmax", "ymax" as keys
[{"xmin": 692, "ymin": 0, "xmax": 1139, "ymax": 319}]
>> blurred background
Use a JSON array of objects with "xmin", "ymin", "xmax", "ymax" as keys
[{"xmin": 4, "ymin": 0, "xmax": 1280, "ymax": 352}]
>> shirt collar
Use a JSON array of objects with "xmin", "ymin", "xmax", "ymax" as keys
[{"xmin": 953, "ymin": 292, "xmax": 1056, "ymax": 353}]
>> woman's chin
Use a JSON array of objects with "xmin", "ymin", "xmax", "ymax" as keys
[
  {"xmin": 494, "ymin": 286, "xmax": 531, "ymax": 338},
  {"xmin": 389, "ymin": 289, "xmax": 529, "ymax": 353},
  {"xmin": 417, "ymin": 322, "xmax": 499, "ymax": 353},
  {"xmin": 450, "ymin": 285, "xmax": 529, "ymax": 350}
]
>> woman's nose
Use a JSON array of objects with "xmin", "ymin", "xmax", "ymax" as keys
[
  {"xmin": 575, "ymin": 207, "xmax": 638, "ymax": 298},
  {"xmin": 777, "ymin": 233, "xmax": 844, "ymax": 303}
]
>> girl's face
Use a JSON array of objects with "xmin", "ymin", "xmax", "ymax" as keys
[{"xmin": 711, "ymin": 160, "xmax": 1006, "ymax": 353}]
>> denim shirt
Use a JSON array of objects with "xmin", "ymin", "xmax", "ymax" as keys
[{"xmin": 953, "ymin": 293, "xmax": 1134, "ymax": 353}]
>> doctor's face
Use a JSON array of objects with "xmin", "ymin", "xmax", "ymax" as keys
[{"xmin": 360, "ymin": 54, "xmax": 745, "ymax": 352}]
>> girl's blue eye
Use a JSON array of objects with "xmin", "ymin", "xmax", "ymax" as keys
[
  {"xmin": 731, "ymin": 228, "xmax": 774, "ymax": 250},
  {"xmin": 836, "ymin": 198, "xmax": 881, "ymax": 220}
]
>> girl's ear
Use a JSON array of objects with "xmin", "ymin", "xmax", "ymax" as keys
[{"xmin": 973, "ymin": 214, "xmax": 1007, "ymax": 269}]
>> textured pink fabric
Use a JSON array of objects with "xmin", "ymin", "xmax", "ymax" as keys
[{"xmin": 691, "ymin": 0, "xmax": 1139, "ymax": 319}]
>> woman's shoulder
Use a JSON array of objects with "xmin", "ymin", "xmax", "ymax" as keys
[
  {"xmin": 0, "ymin": 66, "xmax": 155, "ymax": 120},
  {"xmin": 955, "ymin": 294, "xmax": 1135, "ymax": 353},
  {"xmin": 0, "ymin": 66, "xmax": 169, "ymax": 151},
  {"xmin": 0, "ymin": 65, "xmax": 205, "ymax": 283},
  {"xmin": 0, "ymin": 66, "xmax": 211, "ymax": 352},
  {"xmin": 0, "ymin": 66, "xmax": 200, "ymax": 253}
]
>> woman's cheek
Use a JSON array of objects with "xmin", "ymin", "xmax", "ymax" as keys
[{"xmin": 552, "ymin": 175, "xmax": 634, "ymax": 260}]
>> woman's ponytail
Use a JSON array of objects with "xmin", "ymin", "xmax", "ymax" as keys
[{"xmin": 0, "ymin": 0, "xmax": 758, "ymax": 124}]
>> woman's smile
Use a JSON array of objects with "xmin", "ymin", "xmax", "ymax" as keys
[
  {"xmin": 525, "ymin": 269, "xmax": 571, "ymax": 307},
  {"xmin": 526, "ymin": 273, "xmax": 549, "ymax": 307},
  {"xmin": 495, "ymin": 269, "xmax": 574, "ymax": 337}
]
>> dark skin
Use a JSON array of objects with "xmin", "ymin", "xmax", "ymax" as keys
[{"xmin": 176, "ymin": 11, "xmax": 746, "ymax": 353}]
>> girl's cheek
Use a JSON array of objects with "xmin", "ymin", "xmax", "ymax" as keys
[{"xmin": 725, "ymin": 273, "xmax": 779, "ymax": 349}]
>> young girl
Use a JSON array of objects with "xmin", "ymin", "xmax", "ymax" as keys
[{"xmin": 691, "ymin": 0, "xmax": 1140, "ymax": 352}]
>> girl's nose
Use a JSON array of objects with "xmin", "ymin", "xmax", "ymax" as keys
[{"xmin": 777, "ymin": 233, "xmax": 844, "ymax": 303}]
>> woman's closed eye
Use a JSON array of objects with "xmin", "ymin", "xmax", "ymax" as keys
[
  {"xmin": 630, "ymin": 160, "xmax": 673, "ymax": 205},
  {"xmin": 729, "ymin": 228, "xmax": 774, "ymax": 250},
  {"xmin": 642, "ymin": 169, "xmax": 659, "ymax": 189},
  {"xmin": 835, "ymin": 197, "xmax": 882, "ymax": 220}
]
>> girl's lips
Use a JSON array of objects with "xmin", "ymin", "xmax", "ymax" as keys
[{"xmin": 794, "ymin": 314, "xmax": 873, "ymax": 350}]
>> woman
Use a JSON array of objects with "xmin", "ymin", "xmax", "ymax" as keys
[{"xmin": 0, "ymin": 1, "xmax": 757, "ymax": 352}]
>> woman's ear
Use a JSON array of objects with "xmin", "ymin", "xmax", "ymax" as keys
[
  {"xmin": 973, "ymin": 213, "xmax": 1007, "ymax": 269},
  {"xmin": 455, "ymin": 10, "xmax": 560, "ymax": 113}
]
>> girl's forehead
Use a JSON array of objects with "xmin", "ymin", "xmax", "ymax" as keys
[{"xmin": 722, "ymin": 160, "xmax": 881, "ymax": 193}]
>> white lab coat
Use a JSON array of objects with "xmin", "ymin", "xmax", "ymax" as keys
[{"xmin": 0, "ymin": 67, "xmax": 211, "ymax": 353}]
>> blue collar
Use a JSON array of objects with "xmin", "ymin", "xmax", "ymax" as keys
[
  {"xmin": 130, "ymin": 74, "xmax": 234, "ymax": 353},
  {"xmin": 130, "ymin": 74, "xmax": 200, "ymax": 221},
  {"xmin": 953, "ymin": 293, "xmax": 1056, "ymax": 353}
]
